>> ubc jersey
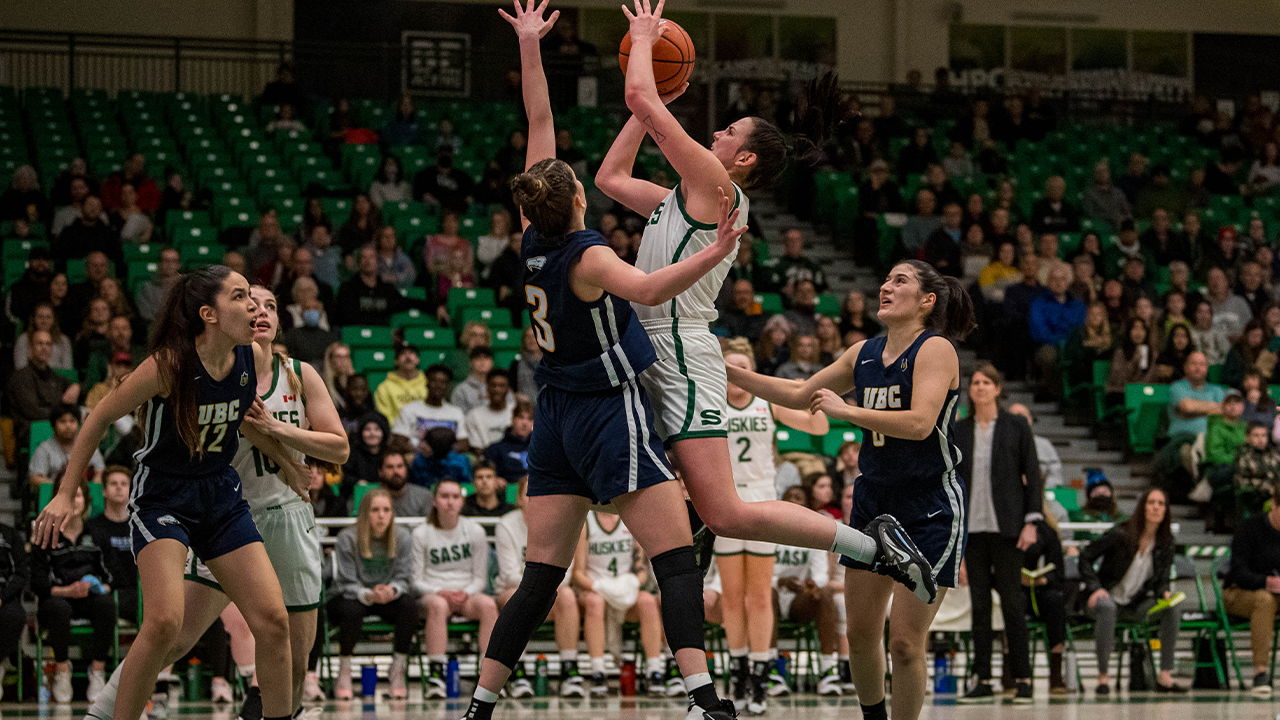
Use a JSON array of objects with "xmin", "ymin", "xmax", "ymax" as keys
[
  {"xmin": 585, "ymin": 512, "xmax": 635, "ymax": 581},
  {"xmin": 232, "ymin": 356, "xmax": 307, "ymax": 510},
  {"xmin": 133, "ymin": 344, "xmax": 256, "ymax": 478},
  {"xmin": 634, "ymin": 183, "xmax": 748, "ymax": 323},
  {"xmin": 727, "ymin": 395, "xmax": 776, "ymax": 491},
  {"xmin": 852, "ymin": 331, "xmax": 961, "ymax": 487},
  {"xmin": 522, "ymin": 227, "xmax": 657, "ymax": 392}
]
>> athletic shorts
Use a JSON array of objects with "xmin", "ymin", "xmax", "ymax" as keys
[
  {"xmin": 130, "ymin": 465, "xmax": 261, "ymax": 561},
  {"xmin": 639, "ymin": 319, "xmax": 728, "ymax": 443},
  {"xmin": 528, "ymin": 381, "xmax": 674, "ymax": 504},
  {"xmin": 713, "ymin": 482, "xmax": 777, "ymax": 556},
  {"xmin": 838, "ymin": 473, "xmax": 966, "ymax": 589},
  {"xmin": 186, "ymin": 499, "xmax": 323, "ymax": 612}
]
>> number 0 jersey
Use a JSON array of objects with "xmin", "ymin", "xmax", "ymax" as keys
[
  {"xmin": 232, "ymin": 355, "xmax": 307, "ymax": 510},
  {"xmin": 521, "ymin": 227, "xmax": 657, "ymax": 393},
  {"xmin": 852, "ymin": 331, "xmax": 962, "ymax": 488}
]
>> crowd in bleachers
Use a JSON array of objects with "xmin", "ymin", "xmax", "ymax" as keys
[{"xmin": 0, "ymin": 58, "xmax": 1278, "ymax": 701}]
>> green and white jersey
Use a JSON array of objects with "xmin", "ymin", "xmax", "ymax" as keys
[
  {"xmin": 233, "ymin": 356, "xmax": 307, "ymax": 510},
  {"xmin": 773, "ymin": 545, "xmax": 829, "ymax": 586},
  {"xmin": 585, "ymin": 512, "xmax": 635, "ymax": 582},
  {"xmin": 727, "ymin": 395, "xmax": 777, "ymax": 495},
  {"xmin": 634, "ymin": 183, "xmax": 748, "ymax": 323}
]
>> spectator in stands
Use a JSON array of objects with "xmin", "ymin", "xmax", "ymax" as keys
[
  {"xmin": 100, "ymin": 154, "xmax": 159, "ymax": 214},
  {"xmin": 976, "ymin": 240, "xmax": 1019, "ymax": 305},
  {"xmin": 374, "ymin": 345, "xmax": 428, "ymax": 424},
  {"xmin": 8, "ymin": 328, "xmax": 79, "ymax": 454},
  {"xmin": 512, "ymin": 327, "xmax": 541, "ymax": 399},
  {"xmin": 1029, "ymin": 176, "xmax": 1080, "ymax": 234},
  {"xmin": 282, "ymin": 280, "xmax": 338, "ymax": 364},
  {"xmin": 1154, "ymin": 323, "xmax": 1194, "ymax": 382},
  {"xmin": 1115, "ymin": 152, "xmax": 1150, "ymax": 205},
  {"xmin": 1246, "ymin": 141, "xmax": 1280, "ymax": 196},
  {"xmin": 29, "ymin": 403, "xmax": 104, "ymax": 488},
  {"xmin": 1105, "ymin": 317, "xmax": 1158, "ymax": 409},
  {"xmin": 955, "ymin": 364, "xmax": 1038, "ymax": 702},
  {"xmin": 1223, "ymin": 481, "xmax": 1280, "ymax": 696},
  {"xmin": 382, "ymin": 92, "xmax": 421, "ymax": 147},
  {"xmin": 1206, "ymin": 266, "xmax": 1253, "ymax": 341},
  {"xmin": 410, "ymin": 426, "xmax": 471, "ymax": 488},
  {"xmin": 6, "ymin": 245, "xmax": 53, "ymax": 323},
  {"xmin": 1028, "ymin": 265, "xmax": 1085, "ymax": 401},
  {"xmin": 493, "ymin": 129, "xmax": 528, "ymax": 178},
  {"xmin": 307, "ymin": 458, "xmax": 348, "ymax": 518},
  {"xmin": 336, "ymin": 245, "xmax": 405, "ymax": 328},
  {"xmin": 50, "ymin": 176, "xmax": 91, "ymax": 237},
  {"xmin": 265, "ymin": 102, "xmax": 306, "ymax": 134},
  {"xmin": 1155, "ymin": 351, "xmax": 1226, "ymax": 496},
  {"xmin": 922, "ymin": 201, "xmax": 963, "ymax": 277},
  {"xmin": 370, "ymin": 156, "xmax": 413, "ymax": 209},
  {"xmin": 872, "ymin": 94, "xmax": 910, "ymax": 140},
  {"xmin": 110, "ymin": 184, "xmax": 153, "ymax": 243},
  {"xmin": 55, "ymin": 196, "xmax": 124, "ymax": 273},
  {"xmin": 339, "ymin": 374, "xmax": 375, "ymax": 432},
  {"xmin": 776, "ymin": 335, "xmax": 823, "ymax": 381},
  {"xmin": 1242, "ymin": 372, "xmax": 1276, "ymax": 425},
  {"xmin": 133, "ymin": 247, "xmax": 180, "ymax": 323},
  {"xmin": 1199, "ymin": 226, "xmax": 1244, "ymax": 282},
  {"xmin": 298, "ymin": 198, "xmax": 333, "ymax": 242},
  {"xmin": 800, "ymin": 472, "xmax": 840, "ymax": 520},
  {"xmin": 95, "ymin": 277, "xmax": 134, "ymax": 327},
  {"xmin": 86, "ymin": 467, "xmax": 137, "ymax": 623},
  {"xmin": 50, "ymin": 158, "xmax": 96, "ymax": 208},
  {"xmin": 854, "ymin": 159, "xmax": 904, "ymax": 266},
  {"xmin": 278, "ymin": 246, "xmax": 336, "ymax": 313},
  {"xmin": 717, "ymin": 279, "xmax": 766, "ymax": 342},
  {"xmin": 329, "ymin": 487, "xmax": 417, "ymax": 699},
  {"xmin": 1236, "ymin": 261, "xmax": 1270, "ymax": 318},
  {"xmin": 1080, "ymin": 488, "xmax": 1185, "ymax": 694},
  {"xmin": 14, "ymin": 302, "xmax": 72, "ymax": 372},
  {"xmin": 344, "ymin": 412, "xmax": 390, "ymax": 489},
  {"xmin": 72, "ymin": 298, "xmax": 111, "ymax": 373},
  {"xmin": 942, "ymin": 140, "xmax": 975, "ymax": 179},
  {"xmin": 458, "ymin": 322, "xmax": 492, "ymax": 353},
  {"xmin": 769, "ymin": 228, "xmax": 828, "ymax": 294},
  {"xmin": 484, "ymin": 227, "xmax": 523, "ymax": 325},
  {"xmin": 1141, "ymin": 208, "xmax": 1191, "ymax": 266},
  {"xmin": 485, "ymin": 399, "xmax": 532, "ymax": 485},
  {"xmin": 377, "ymin": 449, "xmax": 432, "ymax": 518},
  {"xmin": 1223, "ymin": 320, "xmax": 1274, "ymax": 389},
  {"xmin": 896, "ymin": 127, "xmax": 938, "ymax": 181},
  {"xmin": 434, "ymin": 247, "xmax": 478, "ymax": 318},
  {"xmin": 1244, "ymin": 218, "xmax": 1270, "ymax": 255},
  {"xmin": 464, "ymin": 368, "xmax": 516, "ymax": 450},
  {"xmin": 1191, "ymin": 300, "xmax": 1230, "ymax": 365},
  {"xmin": 0, "ymin": 164, "xmax": 49, "ymax": 224},
  {"xmin": 303, "ymin": 224, "xmax": 342, "ymax": 290},
  {"xmin": 412, "ymin": 477, "xmax": 496, "ymax": 698},
  {"xmin": 37, "ymin": 268, "xmax": 71, "ymax": 335},
  {"xmin": 476, "ymin": 208, "xmax": 515, "ymax": 274},
  {"xmin": 336, "ymin": 194, "xmax": 381, "ymax": 255},
  {"xmin": 221, "ymin": 250, "xmax": 246, "ymax": 278},
  {"xmin": 901, "ymin": 188, "xmax": 940, "ymax": 255},
  {"xmin": 815, "ymin": 315, "xmax": 843, "ymax": 359},
  {"xmin": 782, "ymin": 280, "xmax": 819, "ymax": 337},
  {"xmin": 1016, "ymin": 504, "xmax": 1069, "ymax": 694},
  {"xmin": 84, "ymin": 315, "xmax": 142, "ymax": 388},
  {"xmin": 261, "ymin": 62, "xmax": 304, "ymax": 111},
  {"xmin": 461, "ymin": 461, "xmax": 513, "ymax": 523},
  {"xmin": 32, "ymin": 475, "xmax": 117, "ymax": 703},
  {"xmin": 922, "ymin": 163, "xmax": 962, "ymax": 207},
  {"xmin": 1201, "ymin": 391, "xmax": 1248, "ymax": 513},
  {"xmin": 451, "ymin": 346, "xmax": 500, "ymax": 414},
  {"xmin": 322, "ymin": 342, "xmax": 355, "ymax": 409},
  {"xmin": 1204, "ymin": 148, "xmax": 1246, "ymax": 196},
  {"xmin": 372, "ymin": 226, "xmax": 416, "ymax": 289},
  {"xmin": 414, "ymin": 149, "xmax": 474, "ymax": 215},
  {"xmin": 837, "ymin": 289, "xmax": 881, "ymax": 340},
  {"xmin": 754, "ymin": 315, "xmax": 792, "ymax": 377},
  {"xmin": 1239, "ymin": 422, "xmax": 1280, "ymax": 517},
  {"xmin": 391, "ymin": 363, "xmax": 467, "ymax": 449},
  {"xmin": 424, "ymin": 210, "xmax": 473, "ymax": 275},
  {"xmin": 0, "ymin": 514, "xmax": 27, "ymax": 694}
]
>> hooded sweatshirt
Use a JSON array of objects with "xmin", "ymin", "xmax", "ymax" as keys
[
  {"xmin": 373, "ymin": 370, "xmax": 428, "ymax": 423},
  {"xmin": 485, "ymin": 429, "xmax": 530, "ymax": 483}
]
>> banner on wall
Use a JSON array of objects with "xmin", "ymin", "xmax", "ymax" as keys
[
  {"xmin": 951, "ymin": 67, "xmax": 1192, "ymax": 100},
  {"xmin": 402, "ymin": 31, "xmax": 471, "ymax": 97}
]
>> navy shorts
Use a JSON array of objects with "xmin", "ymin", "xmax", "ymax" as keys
[
  {"xmin": 840, "ymin": 471, "xmax": 967, "ymax": 588},
  {"xmin": 129, "ymin": 465, "xmax": 262, "ymax": 561},
  {"xmin": 528, "ymin": 381, "xmax": 675, "ymax": 504}
]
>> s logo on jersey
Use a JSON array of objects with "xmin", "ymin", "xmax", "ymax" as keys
[
  {"xmin": 647, "ymin": 201, "xmax": 666, "ymax": 225},
  {"xmin": 700, "ymin": 409, "xmax": 722, "ymax": 426}
]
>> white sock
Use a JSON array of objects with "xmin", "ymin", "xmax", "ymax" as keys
[
  {"xmin": 729, "ymin": 647, "xmax": 748, "ymax": 659},
  {"xmin": 559, "ymin": 650, "xmax": 578, "ymax": 664},
  {"xmin": 839, "ymin": 654, "xmax": 849, "ymax": 662},
  {"xmin": 646, "ymin": 657, "xmax": 665, "ymax": 675},
  {"xmin": 85, "ymin": 662, "xmax": 125, "ymax": 720},
  {"xmin": 748, "ymin": 651, "xmax": 771, "ymax": 664},
  {"xmin": 236, "ymin": 664, "xmax": 256, "ymax": 680},
  {"xmin": 430, "ymin": 654, "xmax": 447, "ymax": 665},
  {"xmin": 473, "ymin": 685, "xmax": 500, "ymax": 703},
  {"xmin": 684, "ymin": 672, "xmax": 711, "ymax": 690},
  {"xmin": 820, "ymin": 653, "xmax": 837, "ymax": 672},
  {"xmin": 591, "ymin": 657, "xmax": 606, "ymax": 675},
  {"xmin": 392, "ymin": 652, "xmax": 408, "ymax": 666},
  {"xmin": 831, "ymin": 523, "xmax": 877, "ymax": 563}
]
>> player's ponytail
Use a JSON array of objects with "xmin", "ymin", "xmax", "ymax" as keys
[
  {"xmin": 741, "ymin": 72, "xmax": 850, "ymax": 190},
  {"xmin": 148, "ymin": 265, "xmax": 237, "ymax": 458},
  {"xmin": 511, "ymin": 158, "xmax": 577, "ymax": 240},
  {"xmin": 901, "ymin": 259, "xmax": 977, "ymax": 341}
]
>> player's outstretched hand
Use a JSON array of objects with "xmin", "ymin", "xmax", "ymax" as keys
[
  {"xmin": 33, "ymin": 491, "xmax": 74, "ymax": 547},
  {"xmin": 809, "ymin": 388, "xmax": 848, "ymax": 419},
  {"xmin": 622, "ymin": 0, "xmax": 665, "ymax": 46},
  {"xmin": 711, "ymin": 186, "xmax": 748, "ymax": 259},
  {"xmin": 499, "ymin": 0, "xmax": 560, "ymax": 40}
]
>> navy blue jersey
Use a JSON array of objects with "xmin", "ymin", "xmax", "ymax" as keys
[
  {"xmin": 133, "ymin": 344, "xmax": 257, "ymax": 477},
  {"xmin": 522, "ymin": 227, "xmax": 657, "ymax": 392},
  {"xmin": 853, "ymin": 331, "xmax": 962, "ymax": 487}
]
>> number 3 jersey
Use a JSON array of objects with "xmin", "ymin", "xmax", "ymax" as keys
[
  {"xmin": 521, "ymin": 227, "xmax": 657, "ymax": 393},
  {"xmin": 232, "ymin": 355, "xmax": 306, "ymax": 510},
  {"xmin": 852, "ymin": 331, "xmax": 962, "ymax": 489}
]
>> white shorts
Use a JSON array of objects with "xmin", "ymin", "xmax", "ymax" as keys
[
  {"xmin": 713, "ymin": 481, "xmax": 777, "ymax": 556},
  {"xmin": 186, "ymin": 500, "xmax": 323, "ymax": 611},
  {"xmin": 639, "ymin": 319, "xmax": 728, "ymax": 443}
]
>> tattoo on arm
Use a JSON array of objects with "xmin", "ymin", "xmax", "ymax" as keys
[{"xmin": 642, "ymin": 116, "xmax": 666, "ymax": 145}]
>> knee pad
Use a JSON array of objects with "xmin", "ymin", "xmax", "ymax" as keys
[
  {"xmin": 650, "ymin": 546, "xmax": 705, "ymax": 652},
  {"xmin": 484, "ymin": 562, "xmax": 566, "ymax": 669}
]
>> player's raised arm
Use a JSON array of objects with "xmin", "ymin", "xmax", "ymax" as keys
[
  {"xmin": 500, "ymin": 0, "xmax": 560, "ymax": 229},
  {"xmin": 595, "ymin": 89, "xmax": 686, "ymax": 217}
]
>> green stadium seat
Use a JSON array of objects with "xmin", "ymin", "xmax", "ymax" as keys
[
  {"xmin": 402, "ymin": 327, "xmax": 455, "ymax": 349},
  {"xmin": 28, "ymin": 419, "xmax": 53, "ymax": 457},
  {"xmin": 171, "ymin": 225, "xmax": 216, "ymax": 245},
  {"xmin": 447, "ymin": 287, "xmax": 496, "ymax": 315},
  {"xmin": 342, "ymin": 326, "xmax": 393, "ymax": 349},
  {"xmin": 775, "ymin": 425, "xmax": 818, "ymax": 455},
  {"xmin": 179, "ymin": 244, "xmax": 219, "ymax": 266},
  {"xmin": 1047, "ymin": 486, "xmax": 1080, "ymax": 513},
  {"xmin": 820, "ymin": 426, "xmax": 863, "ymax": 457},
  {"xmin": 755, "ymin": 293, "xmax": 784, "ymax": 315},
  {"xmin": 1124, "ymin": 383, "xmax": 1171, "ymax": 454},
  {"xmin": 457, "ymin": 306, "xmax": 513, "ymax": 329},
  {"xmin": 417, "ymin": 349, "xmax": 452, "ymax": 369},
  {"xmin": 490, "ymin": 328, "xmax": 522, "ymax": 351},
  {"xmin": 352, "ymin": 349, "xmax": 395, "ymax": 373},
  {"xmin": 400, "ymin": 286, "xmax": 427, "ymax": 301},
  {"xmin": 494, "ymin": 350, "xmax": 519, "ymax": 369},
  {"xmin": 390, "ymin": 309, "xmax": 436, "ymax": 329},
  {"xmin": 815, "ymin": 294, "xmax": 840, "ymax": 318}
]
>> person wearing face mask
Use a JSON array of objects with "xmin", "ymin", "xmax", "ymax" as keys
[{"xmin": 1075, "ymin": 474, "xmax": 1122, "ymax": 523}]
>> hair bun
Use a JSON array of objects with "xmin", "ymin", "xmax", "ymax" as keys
[{"xmin": 511, "ymin": 172, "xmax": 548, "ymax": 207}]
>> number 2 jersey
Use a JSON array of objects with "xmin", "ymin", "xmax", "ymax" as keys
[
  {"xmin": 852, "ymin": 331, "xmax": 962, "ymax": 489},
  {"xmin": 521, "ymin": 227, "xmax": 657, "ymax": 393},
  {"xmin": 726, "ymin": 395, "xmax": 777, "ymax": 500},
  {"xmin": 232, "ymin": 355, "xmax": 306, "ymax": 510}
]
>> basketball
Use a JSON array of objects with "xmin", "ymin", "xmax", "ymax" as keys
[{"xmin": 618, "ymin": 19, "xmax": 695, "ymax": 96}]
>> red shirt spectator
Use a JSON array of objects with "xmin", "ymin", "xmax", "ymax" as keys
[{"xmin": 100, "ymin": 154, "xmax": 160, "ymax": 214}]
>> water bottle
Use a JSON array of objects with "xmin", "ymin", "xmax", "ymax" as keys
[
  {"xmin": 619, "ymin": 660, "xmax": 637, "ymax": 696},
  {"xmin": 533, "ymin": 655, "xmax": 549, "ymax": 697},
  {"xmin": 933, "ymin": 654, "xmax": 947, "ymax": 693},
  {"xmin": 360, "ymin": 665, "xmax": 378, "ymax": 697},
  {"xmin": 38, "ymin": 663, "xmax": 52, "ymax": 707},
  {"xmin": 185, "ymin": 658, "xmax": 202, "ymax": 702},
  {"xmin": 445, "ymin": 655, "xmax": 461, "ymax": 698},
  {"xmin": 776, "ymin": 653, "xmax": 790, "ymax": 685}
]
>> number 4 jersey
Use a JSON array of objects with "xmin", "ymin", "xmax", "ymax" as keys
[
  {"xmin": 521, "ymin": 227, "xmax": 657, "ymax": 393},
  {"xmin": 232, "ymin": 355, "xmax": 307, "ymax": 510}
]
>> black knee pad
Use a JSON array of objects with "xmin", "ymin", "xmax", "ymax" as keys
[
  {"xmin": 484, "ymin": 562, "xmax": 567, "ymax": 669},
  {"xmin": 650, "ymin": 546, "xmax": 705, "ymax": 652}
]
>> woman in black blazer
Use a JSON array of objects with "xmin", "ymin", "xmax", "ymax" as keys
[
  {"xmin": 1079, "ymin": 487, "xmax": 1185, "ymax": 694},
  {"xmin": 954, "ymin": 363, "xmax": 1042, "ymax": 702}
]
